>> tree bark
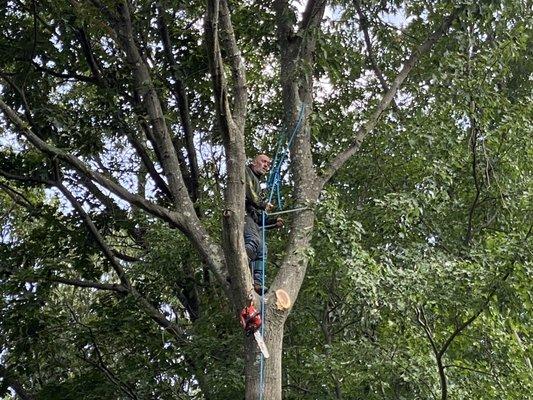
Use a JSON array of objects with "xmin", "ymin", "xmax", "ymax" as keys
[
  {"xmin": 238, "ymin": 1, "xmax": 325, "ymax": 398},
  {"xmin": 245, "ymin": 304, "xmax": 286, "ymax": 400},
  {"xmin": 0, "ymin": 2, "xmax": 467, "ymax": 399}
]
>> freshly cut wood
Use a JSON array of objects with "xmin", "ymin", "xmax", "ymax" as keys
[{"xmin": 275, "ymin": 289, "xmax": 291, "ymax": 310}]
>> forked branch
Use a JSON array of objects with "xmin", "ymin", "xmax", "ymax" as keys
[{"xmin": 0, "ymin": 97, "xmax": 228, "ymax": 287}]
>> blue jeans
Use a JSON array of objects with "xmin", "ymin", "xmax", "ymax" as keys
[{"xmin": 244, "ymin": 214, "xmax": 265, "ymax": 285}]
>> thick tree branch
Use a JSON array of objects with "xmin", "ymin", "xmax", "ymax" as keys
[
  {"xmin": 156, "ymin": 1, "xmax": 200, "ymax": 203},
  {"xmin": 206, "ymin": 0, "xmax": 250, "ymax": 304},
  {"xmin": 273, "ymin": 0, "xmax": 295, "ymax": 48},
  {"xmin": 318, "ymin": 6, "xmax": 464, "ymax": 188},
  {"xmin": 270, "ymin": 0, "xmax": 323, "ymax": 302},
  {"xmin": 218, "ymin": 0, "xmax": 247, "ymax": 128},
  {"xmin": 0, "ymin": 97, "xmax": 184, "ymax": 226},
  {"xmin": 109, "ymin": 0, "xmax": 194, "ymax": 212},
  {"xmin": 299, "ymin": 0, "xmax": 327, "ymax": 33},
  {"xmin": 0, "ymin": 98, "xmax": 228, "ymax": 288},
  {"xmin": 74, "ymin": 26, "xmax": 107, "ymax": 84},
  {"xmin": 205, "ymin": 0, "xmax": 235, "ymax": 137}
]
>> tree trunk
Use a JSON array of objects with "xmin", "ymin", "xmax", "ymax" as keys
[{"xmin": 245, "ymin": 306, "xmax": 287, "ymax": 400}]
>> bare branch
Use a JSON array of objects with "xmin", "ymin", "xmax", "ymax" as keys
[
  {"xmin": 67, "ymin": 306, "xmax": 139, "ymax": 400},
  {"xmin": 73, "ymin": 174, "xmax": 124, "ymax": 214},
  {"xmin": 111, "ymin": 249, "xmax": 140, "ymax": 262},
  {"xmin": 87, "ymin": 0, "xmax": 116, "ymax": 22},
  {"xmin": 54, "ymin": 180, "xmax": 190, "ymax": 341},
  {"xmin": 0, "ymin": 96, "xmax": 184, "ymax": 227},
  {"xmin": 318, "ymin": 6, "xmax": 464, "ymax": 188},
  {"xmin": 73, "ymin": 25, "xmax": 109, "ymax": 86},
  {"xmin": 54, "ymin": 180, "xmax": 132, "ymax": 288},
  {"xmin": 465, "ymin": 101, "xmax": 482, "ymax": 245},
  {"xmin": 416, "ymin": 267, "xmax": 514, "ymax": 400},
  {"xmin": 219, "ymin": 0, "xmax": 247, "ymax": 128},
  {"xmin": 416, "ymin": 307, "xmax": 448, "ymax": 400},
  {"xmin": 205, "ymin": 0, "xmax": 236, "ymax": 137},
  {"xmin": 48, "ymin": 276, "xmax": 129, "ymax": 293},
  {"xmin": 0, "ymin": 181, "xmax": 36, "ymax": 209},
  {"xmin": 29, "ymin": 60, "xmax": 97, "ymax": 84},
  {"xmin": 156, "ymin": 1, "xmax": 200, "ymax": 202},
  {"xmin": 299, "ymin": 0, "xmax": 327, "ymax": 33},
  {"xmin": 124, "ymin": 125, "xmax": 172, "ymax": 199},
  {"xmin": 354, "ymin": 0, "xmax": 390, "ymax": 92},
  {"xmin": 438, "ymin": 272, "xmax": 509, "ymax": 359},
  {"xmin": 107, "ymin": 0, "xmax": 195, "ymax": 211},
  {"xmin": 44, "ymin": 182, "xmax": 204, "ymax": 348},
  {"xmin": 0, "ymin": 71, "xmax": 35, "ymax": 124},
  {"xmin": 416, "ymin": 307, "xmax": 440, "ymax": 357}
]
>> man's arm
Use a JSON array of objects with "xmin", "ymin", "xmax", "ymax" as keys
[{"xmin": 262, "ymin": 216, "xmax": 284, "ymax": 230}]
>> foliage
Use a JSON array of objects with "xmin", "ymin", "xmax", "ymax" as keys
[{"xmin": 1, "ymin": 0, "xmax": 531, "ymax": 399}]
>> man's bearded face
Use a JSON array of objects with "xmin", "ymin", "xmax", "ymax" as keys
[{"xmin": 252, "ymin": 155, "xmax": 271, "ymax": 176}]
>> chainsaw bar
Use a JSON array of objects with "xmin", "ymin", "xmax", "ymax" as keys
[{"xmin": 253, "ymin": 331, "xmax": 269, "ymax": 358}]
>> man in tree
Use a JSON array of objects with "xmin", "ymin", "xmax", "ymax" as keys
[{"xmin": 245, "ymin": 154, "xmax": 283, "ymax": 294}]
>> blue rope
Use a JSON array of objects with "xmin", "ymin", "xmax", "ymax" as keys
[
  {"xmin": 259, "ymin": 212, "xmax": 267, "ymax": 400},
  {"xmin": 258, "ymin": 102, "xmax": 306, "ymax": 400},
  {"xmin": 267, "ymin": 103, "xmax": 306, "ymax": 206},
  {"xmin": 266, "ymin": 104, "xmax": 305, "ymax": 197}
]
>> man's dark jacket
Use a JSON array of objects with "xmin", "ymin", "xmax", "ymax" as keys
[{"xmin": 245, "ymin": 165, "xmax": 276, "ymax": 226}]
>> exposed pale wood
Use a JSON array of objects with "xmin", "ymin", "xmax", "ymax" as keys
[{"xmin": 275, "ymin": 289, "xmax": 291, "ymax": 310}]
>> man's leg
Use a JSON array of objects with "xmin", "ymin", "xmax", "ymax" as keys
[
  {"xmin": 244, "ymin": 215, "xmax": 265, "ymax": 292},
  {"xmin": 244, "ymin": 215, "xmax": 259, "ymax": 261}
]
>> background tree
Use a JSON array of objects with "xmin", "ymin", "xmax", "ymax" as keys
[{"xmin": 1, "ymin": 1, "xmax": 531, "ymax": 399}]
